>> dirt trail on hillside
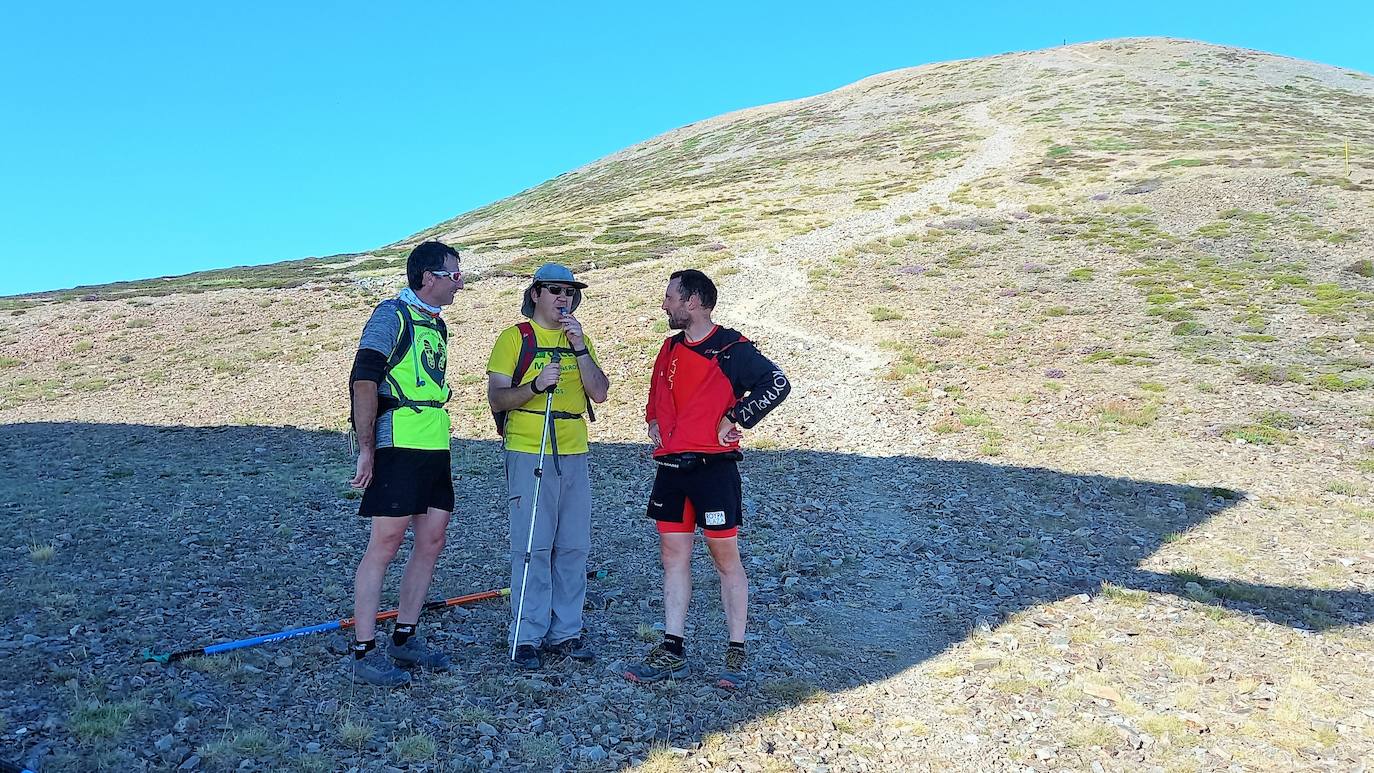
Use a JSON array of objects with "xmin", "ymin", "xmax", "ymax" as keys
[
  {"xmin": 711, "ymin": 103, "xmax": 1030, "ymax": 667},
  {"xmin": 720, "ymin": 102, "xmax": 1025, "ymax": 453}
]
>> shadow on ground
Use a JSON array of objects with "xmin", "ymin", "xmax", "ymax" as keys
[{"xmin": 1, "ymin": 422, "xmax": 1368, "ymax": 771}]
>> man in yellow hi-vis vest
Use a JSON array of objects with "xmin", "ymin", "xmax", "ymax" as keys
[{"xmin": 345, "ymin": 241, "xmax": 463, "ymax": 686}]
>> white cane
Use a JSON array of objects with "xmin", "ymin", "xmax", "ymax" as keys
[{"xmin": 511, "ymin": 354, "xmax": 558, "ymax": 660}]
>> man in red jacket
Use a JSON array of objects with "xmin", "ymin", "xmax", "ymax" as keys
[{"xmin": 623, "ymin": 269, "xmax": 791, "ymax": 689}]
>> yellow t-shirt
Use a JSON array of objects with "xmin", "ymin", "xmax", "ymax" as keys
[{"xmin": 486, "ymin": 322, "xmax": 599, "ymax": 454}]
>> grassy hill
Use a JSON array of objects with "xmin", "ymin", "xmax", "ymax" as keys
[{"xmin": 2, "ymin": 37, "xmax": 1372, "ymax": 772}]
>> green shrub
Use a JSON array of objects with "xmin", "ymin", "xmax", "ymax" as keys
[
  {"xmin": 1238, "ymin": 364, "xmax": 1303, "ymax": 384},
  {"xmin": 1346, "ymin": 259, "xmax": 1374, "ymax": 278},
  {"xmin": 1194, "ymin": 222, "xmax": 1231, "ymax": 239},
  {"xmin": 1152, "ymin": 307, "xmax": 1194, "ymax": 321},
  {"xmin": 591, "ymin": 229, "xmax": 644, "ymax": 245},
  {"xmin": 71, "ymin": 699, "xmax": 144, "ymax": 742},
  {"xmin": 1257, "ymin": 410, "xmax": 1298, "ymax": 429},
  {"xmin": 1223, "ymin": 424, "xmax": 1290, "ymax": 444},
  {"xmin": 393, "ymin": 733, "xmax": 438, "ymax": 762},
  {"xmin": 1156, "ymin": 158, "xmax": 1208, "ymax": 168},
  {"xmin": 1097, "ymin": 399, "xmax": 1158, "ymax": 427},
  {"xmin": 1313, "ymin": 373, "xmax": 1371, "ymax": 391}
]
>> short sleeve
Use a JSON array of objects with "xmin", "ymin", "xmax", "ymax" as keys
[
  {"xmin": 486, "ymin": 326, "xmax": 521, "ymax": 377},
  {"xmin": 358, "ymin": 302, "xmax": 402, "ymax": 358},
  {"xmin": 584, "ymin": 334, "xmax": 600, "ymax": 366}
]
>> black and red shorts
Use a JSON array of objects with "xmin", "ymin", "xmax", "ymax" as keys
[
  {"xmin": 358, "ymin": 447, "xmax": 454, "ymax": 517},
  {"xmin": 646, "ymin": 452, "xmax": 742, "ymax": 538}
]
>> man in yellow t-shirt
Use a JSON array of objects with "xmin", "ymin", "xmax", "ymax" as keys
[{"xmin": 486, "ymin": 263, "xmax": 610, "ymax": 670}]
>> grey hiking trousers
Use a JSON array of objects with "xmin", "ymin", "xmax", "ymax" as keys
[{"xmin": 506, "ymin": 450, "xmax": 591, "ymax": 647}]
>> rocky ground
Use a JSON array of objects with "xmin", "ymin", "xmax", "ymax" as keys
[{"xmin": 2, "ymin": 36, "xmax": 1374, "ymax": 773}]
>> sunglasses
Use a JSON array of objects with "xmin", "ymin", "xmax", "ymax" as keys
[
  {"xmin": 429, "ymin": 269, "xmax": 462, "ymax": 282},
  {"xmin": 538, "ymin": 284, "xmax": 577, "ymax": 297}
]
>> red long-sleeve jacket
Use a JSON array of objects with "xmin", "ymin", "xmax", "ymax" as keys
[{"xmin": 645, "ymin": 326, "xmax": 791, "ymax": 457}]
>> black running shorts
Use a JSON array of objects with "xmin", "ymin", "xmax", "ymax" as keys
[
  {"xmin": 647, "ymin": 455, "xmax": 743, "ymax": 535},
  {"xmin": 358, "ymin": 447, "xmax": 454, "ymax": 517}
]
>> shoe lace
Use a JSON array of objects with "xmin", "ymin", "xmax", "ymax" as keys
[
  {"xmin": 724, "ymin": 647, "xmax": 746, "ymax": 673},
  {"xmin": 645, "ymin": 643, "xmax": 684, "ymax": 669}
]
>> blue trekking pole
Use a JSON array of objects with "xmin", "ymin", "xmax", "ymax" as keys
[
  {"xmin": 143, "ymin": 585, "xmax": 511, "ymax": 664},
  {"xmin": 141, "ymin": 569, "xmax": 608, "ymax": 665},
  {"xmin": 511, "ymin": 354, "xmax": 559, "ymax": 660}
]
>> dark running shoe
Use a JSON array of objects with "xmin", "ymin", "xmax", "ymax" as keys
[
  {"xmin": 512, "ymin": 644, "xmax": 543, "ymax": 671},
  {"xmin": 388, "ymin": 636, "xmax": 451, "ymax": 671},
  {"xmin": 542, "ymin": 636, "xmax": 595, "ymax": 663},
  {"xmin": 715, "ymin": 646, "xmax": 747, "ymax": 690},
  {"xmin": 343, "ymin": 648, "xmax": 411, "ymax": 687},
  {"xmin": 623, "ymin": 643, "xmax": 690, "ymax": 683}
]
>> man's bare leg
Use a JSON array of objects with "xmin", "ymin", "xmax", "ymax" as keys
[
  {"xmin": 706, "ymin": 535, "xmax": 748, "ymax": 642},
  {"xmin": 353, "ymin": 515, "xmax": 411, "ymax": 643},
  {"xmin": 661, "ymin": 532, "xmax": 694, "ymax": 636},
  {"xmin": 396, "ymin": 507, "xmax": 451, "ymax": 624}
]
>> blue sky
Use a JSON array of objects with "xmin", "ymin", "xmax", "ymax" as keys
[{"xmin": 2, "ymin": 2, "xmax": 1370, "ymax": 296}]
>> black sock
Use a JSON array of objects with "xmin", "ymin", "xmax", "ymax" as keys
[
  {"xmin": 351, "ymin": 639, "xmax": 375, "ymax": 660},
  {"xmin": 728, "ymin": 641, "xmax": 746, "ymax": 655},
  {"xmin": 663, "ymin": 634, "xmax": 685, "ymax": 657},
  {"xmin": 393, "ymin": 623, "xmax": 417, "ymax": 647}
]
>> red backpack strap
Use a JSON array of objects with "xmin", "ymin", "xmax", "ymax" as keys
[
  {"xmin": 493, "ymin": 323, "xmax": 540, "ymax": 437},
  {"xmin": 510, "ymin": 322, "xmax": 539, "ymax": 386}
]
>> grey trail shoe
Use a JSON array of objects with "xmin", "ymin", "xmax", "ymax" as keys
[
  {"xmin": 388, "ymin": 636, "xmax": 451, "ymax": 671},
  {"xmin": 715, "ymin": 646, "xmax": 747, "ymax": 690},
  {"xmin": 344, "ymin": 647, "xmax": 411, "ymax": 687},
  {"xmin": 623, "ymin": 643, "xmax": 690, "ymax": 683}
]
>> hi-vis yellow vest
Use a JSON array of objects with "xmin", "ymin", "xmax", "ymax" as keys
[{"xmin": 382, "ymin": 303, "xmax": 451, "ymax": 450}]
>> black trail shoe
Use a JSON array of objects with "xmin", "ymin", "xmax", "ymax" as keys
[
  {"xmin": 512, "ymin": 644, "xmax": 543, "ymax": 670},
  {"xmin": 542, "ymin": 636, "xmax": 595, "ymax": 663}
]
